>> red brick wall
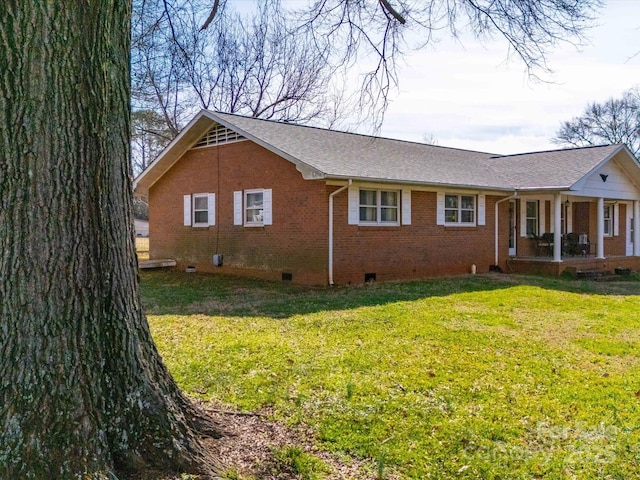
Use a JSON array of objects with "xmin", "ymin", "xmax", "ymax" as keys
[
  {"xmin": 149, "ymin": 141, "xmax": 329, "ymax": 284},
  {"xmin": 330, "ymin": 190, "xmax": 509, "ymax": 284},
  {"xmin": 585, "ymin": 202, "xmax": 627, "ymax": 256},
  {"xmin": 149, "ymin": 141, "xmax": 512, "ymax": 284}
]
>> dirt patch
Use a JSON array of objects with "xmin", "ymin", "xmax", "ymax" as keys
[
  {"xmin": 142, "ymin": 401, "xmax": 385, "ymax": 480},
  {"xmin": 202, "ymin": 402, "xmax": 381, "ymax": 479}
]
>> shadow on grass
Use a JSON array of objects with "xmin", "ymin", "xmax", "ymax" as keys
[{"xmin": 140, "ymin": 270, "xmax": 640, "ymax": 319}]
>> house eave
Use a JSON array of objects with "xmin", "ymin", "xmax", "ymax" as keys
[
  {"xmin": 513, "ymin": 186, "xmax": 572, "ymax": 192},
  {"xmin": 325, "ymin": 175, "xmax": 515, "ymax": 193},
  {"xmin": 133, "ymin": 110, "xmax": 218, "ymax": 196}
]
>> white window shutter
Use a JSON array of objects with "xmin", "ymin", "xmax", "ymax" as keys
[
  {"xmin": 436, "ymin": 192, "xmax": 445, "ymax": 225},
  {"xmin": 401, "ymin": 189, "xmax": 411, "ymax": 225},
  {"xmin": 477, "ymin": 194, "xmax": 485, "ymax": 226},
  {"xmin": 207, "ymin": 193, "xmax": 215, "ymax": 226},
  {"xmin": 233, "ymin": 191, "xmax": 242, "ymax": 225},
  {"xmin": 263, "ymin": 189, "xmax": 273, "ymax": 225},
  {"xmin": 614, "ymin": 203, "xmax": 620, "ymax": 236},
  {"xmin": 183, "ymin": 194, "xmax": 192, "ymax": 226},
  {"xmin": 520, "ymin": 201, "xmax": 527, "ymax": 237},
  {"xmin": 348, "ymin": 186, "xmax": 359, "ymax": 225},
  {"xmin": 567, "ymin": 204, "xmax": 573, "ymax": 233},
  {"xmin": 539, "ymin": 201, "xmax": 546, "ymax": 234}
]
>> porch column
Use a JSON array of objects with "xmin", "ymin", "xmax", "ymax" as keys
[
  {"xmin": 596, "ymin": 197, "xmax": 605, "ymax": 259},
  {"xmin": 634, "ymin": 200, "xmax": 640, "ymax": 256},
  {"xmin": 553, "ymin": 193, "xmax": 562, "ymax": 262}
]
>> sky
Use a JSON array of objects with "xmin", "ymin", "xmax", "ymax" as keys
[{"xmin": 377, "ymin": 0, "xmax": 640, "ymax": 155}]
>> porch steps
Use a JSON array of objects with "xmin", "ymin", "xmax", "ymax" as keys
[
  {"xmin": 575, "ymin": 268, "xmax": 630, "ymax": 281},
  {"xmin": 576, "ymin": 269, "xmax": 604, "ymax": 280}
]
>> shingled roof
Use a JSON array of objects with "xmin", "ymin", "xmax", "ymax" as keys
[
  {"xmin": 211, "ymin": 112, "xmax": 500, "ymax": 189},
  {"xmin": 134, "ymin": 110, "xmax": 638, "ymax": 195},
  {"xmin": 489, "ymin": 144, "xmax": 627, "ymax": 190}
]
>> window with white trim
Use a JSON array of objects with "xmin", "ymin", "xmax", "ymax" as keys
[
  {"xmin": 526, "ymin": 200, "xmax": 538, "ymax": 236},
  {"xmin": 245, "ymin": 190, "xmax": 264, "ymax": 225},
  {"xmin": 183, "ymin": 193, "xmax": 215, "ymax": 227},
  {"xmin": 193, "ymin": 194, "xmax": 209, "ymax": 226},
  {"xmin": 358, "ymin": 189, "xmax": 399, "ymax": 225},
  {"xmin": 234, "ymin": 189, "xmax": 273, "ymax": 226},
  {"xmin": 604, "ymin": 204, "xmax": 613, "ymax": 236},
  {"xmin": 444, "ymin": 194, "xmax": 475, "ymax": 225}
]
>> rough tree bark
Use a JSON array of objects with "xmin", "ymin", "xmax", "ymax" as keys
[{"xmin": 0, "ymin": 3, "xmax": 217, "ymax": 479}]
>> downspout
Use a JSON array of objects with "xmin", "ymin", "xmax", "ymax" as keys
[
  {"xmin": 495, "ymin": 192, "xmax": 518, "ymax": 266},
  {"xmin": 329, "ymin": 179, "xmax": 352, "ymax": 285}
]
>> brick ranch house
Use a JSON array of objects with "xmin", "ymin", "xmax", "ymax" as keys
[{"xmin": 134, "ymin": 110, "xmax": 640, "ymax": 284}]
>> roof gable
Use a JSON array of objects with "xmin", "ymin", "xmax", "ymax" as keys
[
  {"xmin": 572, "ymin": 148, "xmax": 640, "ymax": 199},
  {"xmin": 134, "ymin": 112, "xmax": 220, "ymax": 195}
]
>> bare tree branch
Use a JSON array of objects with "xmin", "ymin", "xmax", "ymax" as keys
[
  {"xmin": 378, "ymin": 0, "xmax": 406, "ymax": 25},
  {"xmin": 200, "ymin": 0, "xmax": 220, "ymax": 30},
  {"xmin": 552, "ymin": 87, "xmax": 640, "ymax": 156}
]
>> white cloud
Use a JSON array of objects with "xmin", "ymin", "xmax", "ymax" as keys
[{"xmin": 378, "ymin": 0, "xmax": 640, "ymax": 154}]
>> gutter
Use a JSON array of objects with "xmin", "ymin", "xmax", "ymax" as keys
[
  {"xmin": 495, "ymin": 192, "xmax": 518, "ymax": 266},
  {"xmin": 329, "ymin": 179, "xmax": 352, "ymax": 285}
]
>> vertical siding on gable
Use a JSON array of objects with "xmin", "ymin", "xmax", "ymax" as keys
[{"xmin": 581, "ymin": 154, "xmax": 640, "ymax": 200}]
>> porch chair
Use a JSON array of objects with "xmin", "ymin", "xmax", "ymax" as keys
[
  {"xmin": 578, "ymin": 233, "xmax": 590, "ymax": 257},
  {"xmin": 563, "ymin": 233, "xmax": 580, "ymax": 256}
]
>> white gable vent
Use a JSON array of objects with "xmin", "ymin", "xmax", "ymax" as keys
[{"xmin": 192, "ymin": 123, "xmax": 246, "ymax": 148}]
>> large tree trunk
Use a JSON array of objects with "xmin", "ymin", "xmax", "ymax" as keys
[{"xmin": 0, "ymin": 3, "xmax": 218, "ymax": 478}]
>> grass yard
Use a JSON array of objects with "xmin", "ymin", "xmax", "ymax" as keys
[{"xmin": 141, "ymin": 271, "xmax": 640, "ymax": 479}]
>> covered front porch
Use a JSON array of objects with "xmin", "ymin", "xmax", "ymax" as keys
[
  {"xmin": 503, "ymin": 190, "xmax": 640, "ymax": 276},
  {"xmin": 490, "ymin": 144, "xmax": 640, "ymax": 277}
]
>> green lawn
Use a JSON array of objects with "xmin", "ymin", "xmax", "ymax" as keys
[{"xmin": 142, "ymin": 271, "xmax": 640, "ymax": 479}]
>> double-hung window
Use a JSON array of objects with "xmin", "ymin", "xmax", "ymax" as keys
[
  {"xmin": 444, "ymin": 194, "xmax": 476, "ymax": 225},
  {"xmin": 437, "ymin": 192, "xmax": 485, "ymax": 226},
  {"xmin": 526, "ymin": 201, "xmax": 538, "ymax": 236},
  {"xmin": 359, "ymin": 189, "xmax": 399, "ymax": 225},
  {"xmin": 183, "ymin": 193, "xmax": 215, "ymax": 227},
  {"xmin": 234, "ymin": 189, "xmax": 273, "ymax": 226},
  {"xmin": 193, "ymin": 194, "xmax": 209, "ymax": 226},
  {"xmin": 245, "ymin": 190, "xmax": 264, "ymax": 225},
  {"xmin": 604, "ymin": 204, "xmax": 613, "ymax": 236}
]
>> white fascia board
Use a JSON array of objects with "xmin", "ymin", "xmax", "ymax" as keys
[
  {"xmin": 514, "ymin": 186, "xmax": 572, "ymax": 192},
  {"xmin": 611, "ymin": 152, "xmax": 640, "ymax": 191},
  {"xmin": 569, "ymin": 145, "xmax": 624, "ymax": 192},
  {"xmin": 134, "ymin": 110, "xmax": 216, "ymax": 196}
]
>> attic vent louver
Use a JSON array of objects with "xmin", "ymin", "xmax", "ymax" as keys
[{"xmin": 193, "ymin": 123, "xmax": 246, "ymax": 148}]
